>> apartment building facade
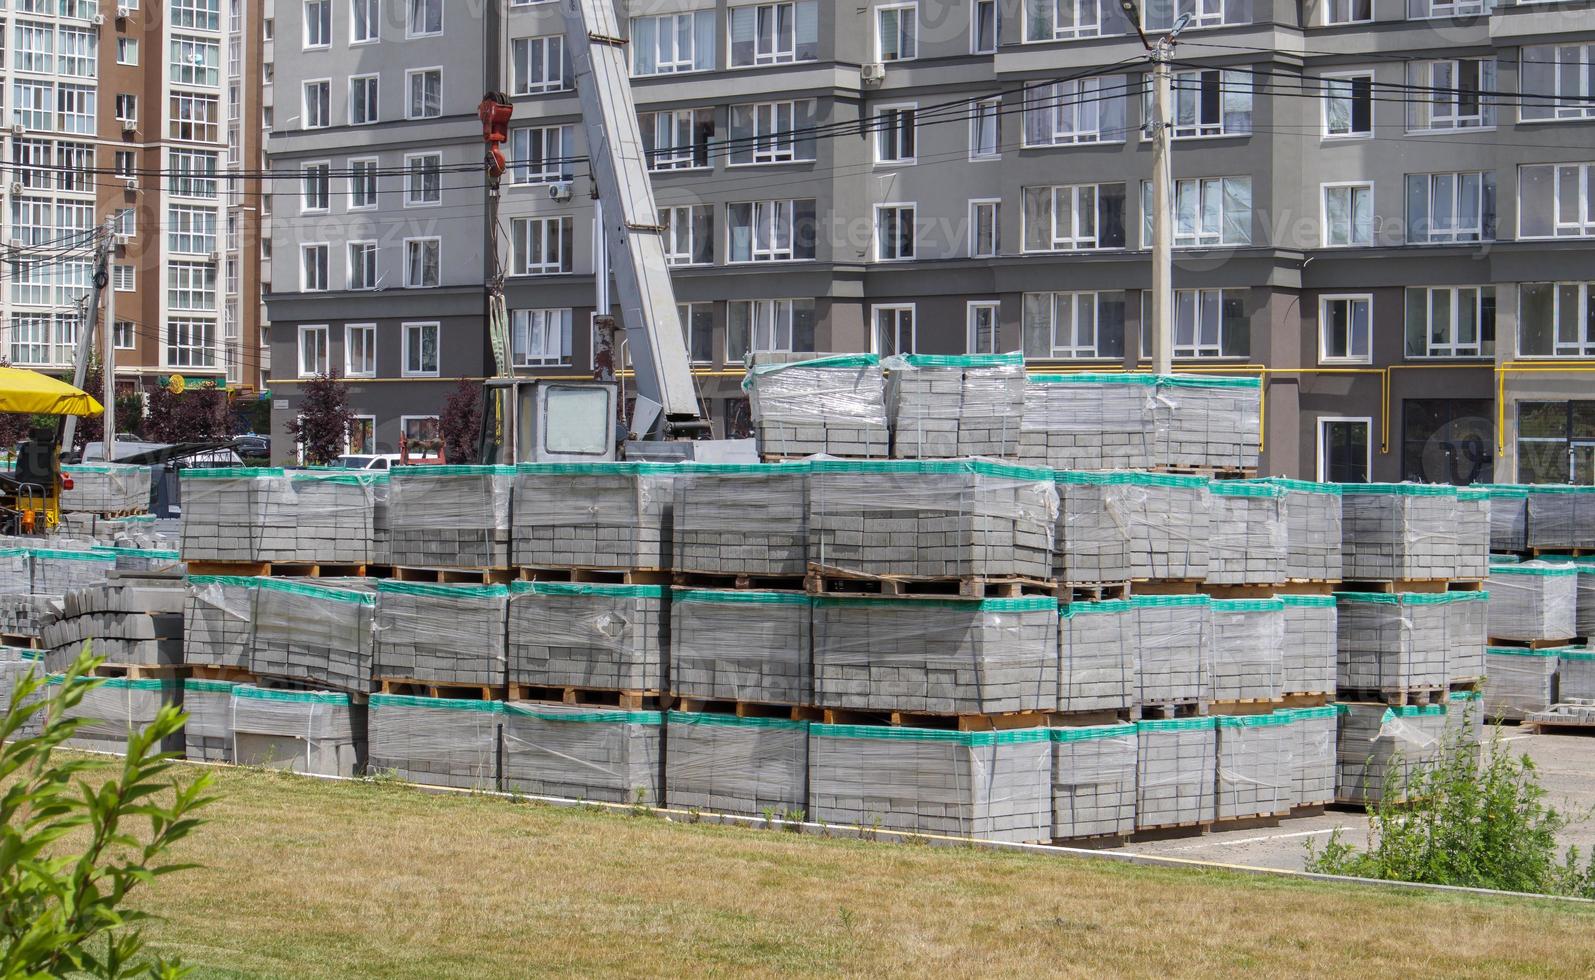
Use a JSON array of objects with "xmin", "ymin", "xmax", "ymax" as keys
[
  {"xmin": 264, "ymin": 0, "xmax": 1595, "ymax": 483},
  {"xmin": 1, "ymin": 0, "xmax": 267, "ymax": 402}
]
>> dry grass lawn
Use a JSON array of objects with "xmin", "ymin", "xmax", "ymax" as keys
[{"xmin": 113, "ymin": 763, "xmax": 1595, "ymax": 978}]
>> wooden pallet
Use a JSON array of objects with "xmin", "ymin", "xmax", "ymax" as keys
[
  {"xmin": 1338, "ymin": 579, "xmax": 1455, "ymax": 594},
  {"xmin": 1339, "ymin": 686, "xmax": 1447, "ymax": 706},
  {"xmin": 671, "ymin": 571, "xmax": 808, "ymax": 592},
  {"xmin": 1209, "ymin": 698, "xmax": 1286, "ymax": 716},
  {"xmin": 506, "ymin": 684, "xmax": 664, "ymax": 710},
  {"xmin": 1281, "ymin": 691, "xmax": 1331, "ymax": 708},
  {"xmin": 805, "ymin": 565, "xmax": 1056, "ymax": 599},
  {"xmin": 377, "ymin": 677, "xmax": 502, "ymax": 701},
  {"xmin": 1128, "ymin": 579, "xmax": 1204, "ymax": 596},
  {"xmin": 1061, "ymin": 581, "xmax": 1131, "ymax": 602},
  {"xmin": 1525, "ymin": 719, "xmax": 1595, "ymax": 734},
  {"xmin": 671, "ymin": 697, "xmax": 820, "ymax": 721},
  {"xmin": 1150, "ymin": 464, "xmax": 1257, "ymax": 480},
  {"xmin": 183, "ymin": 560, "xmax": 374, "ymax": 579},
  {"xmin": 1132, "ymin": 700, "xmax": 1207, "ymax": 720},
  {"xmin": 1528, "ymin": 547, "xmax": 1595, "ymax": 558},
  {"xmin": 516, "ymin": 566, "xmax": 671, "ymax": 585},
  {"xmin": 818, "ymin": 706, "xmax": 1051, "ymax": 732},
  {"xmin": 90, "ymin": 662, "xmax": 186, "ymax": 680},
  {"xmin": 1448, "ymin": 678, "xmax": 1483, "ymax": 691},
  {"xmin": 1487, "ymin": 636, "xmax": 1577, "ymax": 650},
  {"xmin": 1201, "ymin": 581, "xmax": 1336, "ymax": 598},
  {"xmin": 1212, "ymin": 811, "xmax": 1288, "ymax": 832},
  {"xmin": 394, "ymin": 565, "xmax": 516, "ymax": 585},
  {"xmin": 1051, "ymin": 832, "xmax": 1130, "ymax": 850},
  {"xmin": 188, "ymin": 664, "xmax": 256, "ymax": 683},
  {"xmin": 1051, "ymin": 707, "xmax": 1134, "ymax": 728},
  {"xmin": 85, "ymin": 508, "xmax": 152, "ymax": 519},
  {"xmin": 1129, "ymin": 820, "xmax": 1212, "ymax": 842},
  {"xmin": 0, "ymin": 633, "xmax": 39, "ymax": 650},
  {"xmin": 1290, "ymin": 802, "xmax": 1329, "ymax": 818}
]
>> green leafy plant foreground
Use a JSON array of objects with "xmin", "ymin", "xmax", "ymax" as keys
[
  {"xmin": 1307, "ymin": 714, "xmax": 1595, "ymax": 897},
  {"xmin": 0, "ymin": 649, "xmax": 215, "ymax": 979}
]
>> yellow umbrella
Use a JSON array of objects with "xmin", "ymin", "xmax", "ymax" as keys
[{"xmin": 0, "ymin": 366, "xmax": 103, "ymax": 417}]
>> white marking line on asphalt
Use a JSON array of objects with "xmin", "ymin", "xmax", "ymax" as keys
[
  {"xmin": 1502, "ymin": 735, "xmax": 1534, "ymax": 743},
  {"xmin": 1146, "ymin": 827, "xmax": 1343, "ymax": 853}
]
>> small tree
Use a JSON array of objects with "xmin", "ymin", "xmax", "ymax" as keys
[
  {"xmin": 440, "ymin": 379, "xmax": 482, "ymax": 464},
  {"xmin": 144, "ymin": 382, "xmax": 228, "ymax": 445},
  {"xmin": 288, "ymin": 371, "xmax": 354, "ymax": 465},
  {"xmin": 0, "ymin": 648, "xmax": 214, "ymax": 977}
]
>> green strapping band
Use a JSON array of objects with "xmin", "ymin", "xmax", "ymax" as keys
[
  {"xmin": 187, "ymin": 575, "xmax": 260, "ymax": 589},
  {"xmin": 1334, "ymin": 591, "xmax": 1484, "ymax": 605},
  {"xmin": 371, "ymin": 693, "xmax": 503, "ymax": 713},
  {"xmin": 1209, "ymin": 480, "xmax": 1284, "ymax": 499},
  {"xmin": 1157, "ymin": 374, "xmax": 1261, "ymax": 390},
  {"xmin": 666, "ymin": 710, "xmax": 806, "ymax": 732},
  {"xmin": 1049, "ymin": 723, "xmax": 1137, "ymax": 742},
  {"xmin": 1062, "ymin": 599, "xmax": 1132, "ymax": 616},
  {"xmin": 747, "ymin": 353, "xmax": 880, "ymax": 376},
  {"xmin": 0, "ymin": 548, "xmax": 28, "ymax": 559},
  {"xmin": 1449, "ymin": 689, "xmax": 1482, "ymax": 701},
  {"xmin": 503, "ymin": 703, "xmax": 661, "ymax": 725},
  {"xmin": 1489, "ymin": 563, "xmax": 1579, "ymax": 577},
  {"xmin": 1457, "ymin": 488, "xmax": 1490, "ymax": 501},
  {"xmin": 377, "ymin": 580, "xmax": 509, "ymax": 600},
  {"xmin": 92, "ymin": 547, "xmax": 181, "ymax": 560},
  {"xmin": 1492, "ymin": 554, "xmax": 1523, "ymax": 564},
  {"xmin": 812, "ymin": 595, "xmax": 1056, "ymax": 613},
  {"xmin": 31, "ymin": 549, "xmax": 115, "ymax": 563},
  {"xmin": 895, "ymin": 352, "xmax": 1023, "ymax": 369},
  {"xmin": 289, "ymin": 471, "xmax": 381, "ymax": 486},
  {"xmin": 1028, "ymin": 373, "xmax": 1158, "ymax": 387},
  {"xmin": 510, "ymin": 581, "xmax": 664, "ymax": 599},
  {"xmin": 1131, "ymin": 594, "xmax": 1210, "ymax": 609},
  {"xmin": 184, "ymin": 467, "xmax": 285, "ymax": 479},
  {"xmin": 1481, "ymin": 485, "xmax": 1529, "ymax": 499},
  {"xmin": 672, "ymin": 461, "xmax": 810, "ymax": 476},
  {"xmin": 1137, "ymin": 717, "xmax": 1216, "ymax": 733},
  {"xmin": 809, "ymin": 722, "xmax": 1049, "ymax": 746},
  {"xmin": 234, "ymin": 685, "xmax": 350, "ymax": 705},
  {"xmin": 395, "ymin": 465, "xmax": 516, "ymax": 477},
  {"xmin": 514, "ymin": 461, "xmax": 684, "ymax": 476},
  {"xmin": 675, "ymin": 589, "xmax": 812, "ymax": 606},
  {"xmin": 807, "ymin": 458, "xmax": 1053, "ymax": 482},
  {"xmin": 1486, "ymin": 646, "xmax": 1568, "ymax": 658},
  {"xmin": 1555, "ymin": 649, "xmax": 1595, "ymax": 662},
  {"xmin": 1125, "ymin": 471, "xmax": 1208, "ymax": 490},
  {"xmin": 61, "ymin": 464, "xmax": 116, "ymax": 474},
  {"xmin": 1263, "ymin": 478, "xmax": 1342, "ymax": 496},
  {"xmin": 1280, "ymin": 594, "xmax": 1335, "ymax": 608},
  {"xmin": 1054, "ymin": 471, "xmax": 1135, "ymax": 486},
  {"xmin": 1291, "ymin": 705, "xmax": 1340, "ymax": 721},
  {"xmin": 1216, "ymin": 711, "xmax": 1293, "ymax": 729},
  {"xmin": 1339, "ymin": 483, "xmax": 1458, "ymax": 498},
  {"xmin": 1521, "ymin": 484, "xmax": 1595, "ymax": 495},
  {"xmin": 1382, "ymin": 704, "xmax": 1446, "ymax": 720},
  {"xmin": 49, "ymin": 675, "xmax": 172, "ymax": 692},
  {"xmin": 1211, "ymin": 598, "xmax": 1285, "ymax": 613},
  {"xmin": 254, "ymin": 577, "xmax": 375, "ymax": 606},
  {"xmin": 183, "ymin": 679, "xmax": 239, "ymax": 694}
]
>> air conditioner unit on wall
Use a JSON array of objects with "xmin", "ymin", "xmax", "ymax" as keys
[
  {"xmin": 861, "ymin": 63, "xmax": 886, "ymax": 88},
  {"xmin": 91, "ymin": 13, "xmax": 105, "ymax": 25},
  {"xmin": 117, "ymin": 4, "xmax": 131, "ymax": 18}
]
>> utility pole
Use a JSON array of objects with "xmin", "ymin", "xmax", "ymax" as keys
[
  {"xmin": 103, "ymin": 224, "xmax": 116, "ymax": 463},
  {"xmin": 60, "ymin": 219, "xmax": 115, "ymax": 454}
]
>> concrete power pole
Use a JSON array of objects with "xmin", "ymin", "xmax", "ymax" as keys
[
  {"xmin": 1150, "ymin": 37, "xmax": 1174, "ymax": 376},
  {"xmin": 103, "ymin": 224, "xmax": 116, "ymax": 463},
  {"xmin": 60, "ymin": 219, "xmax": 115, "ymax": 454}
]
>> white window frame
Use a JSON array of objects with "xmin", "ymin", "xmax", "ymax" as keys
[
  {"xmin": 347, "ymin": 415, "xmax": 378, "ymax": 455},
  {"xmin": 511, "ymin": 308, "xmax": 574, "ymax": 367},
  {"xmin": 515, "ymin": 216, "xmax": 574, "ymax": 275},
  {"xmin": 114, "ymin": 320, "xmax": 136, "ymax": 350},
  {"xmin": 875, "ymin": 2, "xmax": 917, "ymax": 63},
  {"xmin": 970, "ymin": 98, "xmax": 1000, "ymax": 160},
  {"xmin": 350, "ymin": 0, "xmax": 381, "ymax": 44},
  {"xmin": 1520, "ymin": 282, "xmax": 1595, "ymax": 357},
  {"xmin": 1316, "ymin": 417, "xmax": 1372, "ymax": 483},
  {"xmin": 301, "ymin": 161, "xmax": 331, "ymax": 213},
  {"xmin": 875, "ymin": 203, "xmax": 916, "ymax": 261},
  {"xmin": 1409, "ymin": 171, "xmax": 1487, "ymax": 244},
  {"xmin": 1319, "ymin": 293, "xmax": 1373, "ymax": 364},
  {"xmin": 727, "ymin": 2, "xmax": 804, "ymax": 67},
  {"xmin": 347, "ymin": 240, "xmax": 378, "ymax": 290},
  {"xmin": 630, "ymin": 11, "xmax": 713, "ymax": 76},
  {"xmin": 967, "ymin": 300, "xmax": 1000, "ymax": 354},
  {"xmin": 875, "ymin": 104, "xmax": 916, "ymax": 164},
  {"xmin": 871, "ymin": 303, "xmax": 916, "ymax": 355},
  {"xmin": 300, "ymin": 243, "xmax": 329, "ymax": 292},
  {"xmin": 511, "ymin": 124, "xmax": 569, "ymax": 184},
  {"xmin": 972, "ymin": 0, "xmax": 998, "ymax": 53},
  {"xmin": 345, "ymin": 323, "xmax": 377, "ymax": 377},
  {"xmin": 348, "ymin": 157, "xmax": 379, "ymax": 210},
  {"xmin": 1322, "ymin": 70, "xmax": 1374, "ymax": 139},
  {"xmin": 1406, "ymin": 285, "xmax": 1493, "ymax": 358},
  {"xmin": 741, "ymin": 101, "xmax": 801, "ymax": 166},
  {"xmin": 349, "ymin": 74, "xmax": 379, "ymax": 126},
  {"xmin": 117, "ymin": 37, "xmax": 139, "ymax": 65},
  {"xmin": 407, "ymin": 0, "xmax": 443, "ymax": 38},
  {"xmin": 969, "ymin": 198, "xmax": 999, "ymax": 257},
  {"xmin": 1323, "ymin": 0, "xmax": 1372, "ymax": 25},
  {"xmin": 402, "ymin": 321, "xmax": 440, "ymax": 377},
  {"xmin": 302, "ymin": 79, "xmax": 331, "ymax": 130},
  {"xmin": 297, "ymin": 324, "xmax": 329, "ymax": 377},
  {"xmin": 403, "ymin": 236, "xmax": 441, "ymax": 288},
  {"xmin": 512, "ymin": 35, "xmax": 567, "ymax": 94},
  {"xmin": 1408, "ymin": 58, "xmax": 1493, "ymax": 133},
  {"xmin": 406, "ymin": 67, "xmax": 443, "ymax": 120},
  {"xmin": 302, "ymin": 0, "xmax": 332, "ymax": 49},
  {"xmin": 1025, "ymin": 291, "xmax": 1123, "ymax": 359},
  {"xmin": 661, "ymin": 205, "xmax": 712, "ymax": 266},
  {"xmin": 1321, "ymin": 181, "xmax": 1374, "ymax": 247},
  {"xmin": 404, "ymin": 152, "xmax": 442, "ymax": 207},
  {"xmin": 112, "ymin": 264, "xmax": 135, "ymax": 292}
]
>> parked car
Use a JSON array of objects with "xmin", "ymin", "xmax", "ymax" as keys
[
  {"xmin": 332, "ymin": 454, "xmax": 400, "ymax": 471},
  {"xmin": 233, "ymin": 434, "xmax": 270, "ymax": 457}
]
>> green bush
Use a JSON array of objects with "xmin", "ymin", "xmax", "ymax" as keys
[
  {"xmin": 1307, "ymin": 711, "xmax": 1595, "ymax": 897},
  {"xmin": 0, "ymin": 649, "xmax": 215, "ymax": 977}
]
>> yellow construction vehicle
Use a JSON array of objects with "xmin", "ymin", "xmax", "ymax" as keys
[{"xmin": 0, "ymin": 367, "xmax": 104, "ymax": 535}]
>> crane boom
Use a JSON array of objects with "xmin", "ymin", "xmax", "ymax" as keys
[{"xmin": 561, "ymin": 0, "xmax": 704, "ymax": 432}]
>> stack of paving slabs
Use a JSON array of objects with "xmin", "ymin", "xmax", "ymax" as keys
[
  {"xmin": 1524, "ymin": 485, "xmax": 1595, "ymax": 552},
  {"xmin": 0, "ymin": 648, "xmax": 44, "ymax": 739},
  {"xmin": 249, "ymin": 577, "xmax": 377, "ymax": 694},
  {"xmin": 1280, "ymin": 595, "xmax": 1337, "ymax": 696},
  {"xmin": 1455, "ymin": 488, "xmax": 1492, "ymax": 580},
  {"xmin": 1120, "ymin": 473, "xmax": 1212, "ymax": 580},
  {"xmin": 1052, "ymin": 472, "xmax": 1134, "ymax": 584},
  {"xmin": 286, "ymin": 471, "xmax": 380, "ymax": 564},
  {"xmin": 183, "ymin": 575, "xmax": 256, "ymax": 670},
  {"xmin": 1575, "ymin": 560, "xmax": 1595, "ymax": 639},
  {"xmin": 1135, "ymin": 717, "xmax": 1217, "ymax": 830},
  {"xmin": 1151, "ymin": 375, "xmax": 1263, "ymax": 471},
  {"xmin": 0, "ymin": 547, "xmax": 30, "ymax": 596},
  {"xmin": 0, "ymin": 595, "xmax": 56, "ymax": 639},
  {"xmin": 671, "ymin": 462, "xmax": 807, "ymax": 576},
  {"xmin": 1340, "ymin": 483, "xmax": 1460, "ymax": 582},
  {"xmin": 374, "ymin": 582, "xmax": 508, "ymax": 687},
  {"xmin": 1485, "ymin": 485, "xmax": 1529, "ymax": 553},
  {"xmin": 1266, "ymin": 479, "xmax": 1343, "ymax": 582},
  {"xmin": 95, "ymin": 546, "xmax": 182, "ymax": 573},
  {"xmin": 744, "ymin": 352, "xmax": 890, "ymax": 458},
  {"xmin": 1049, "ymin": 723, "xmax": 1137, "ymax": 840},
  {"xmin": 509, "ymin": 582, "xmax": 665, "ymax": 693},
  {"xmin": 61, "ymin": 512, "xmax": 167, "ymax": 548},
  {"xmin": 182, "ymin": 678, "xmax": 239, "ymax": 762},
  {"xmin": 1336, "ymin": 702, "xmax": 1446, "ymax": 805},
  {"xmin": 499, "ymin": 703, "xmax": 662, "ymax": 804},
  {"xmin": 1445, "ymin": 689, "xmax": 1485, "ymax": 759},
  {"xmin": 1018, "ymin": 374, "xmax": 1156, "ymax": 471},
  {"xmin": 230, "ymin": 685, "xmax": 367, "ymax": 777},
  {"xmin": 1447, "ymin": 590, "xmax": 1489, "ymax": 684},
  {"xmin": 1289, "ymin": 705, "xmax": 1339, "ymax": 808},
  {"xmin": 664, "ymin": 712, "xmax": 809, "ymax": 818},
  {"xmin": 807, "ymin": 459, "xmax": 1056, "ymax": 580},
  {"xmin": 1334, "ymin": 592, "xmax": 1459, "ymax": 695},
  {"xmin": 812, "ymin": 596, "xmax": 1057, "ymax": 715},
  {"xmin": 1208, "ymin": 598, "xmax": 1285, "ymax": 702},
  {"xmin": 55, "ymin": 673, "xmax": 184, "ymax": 755},
  {"xmin": 1559, "ymin": 647, "xmax": 1595, "ymax": 701},
  {"xmin": 389, "ymin": 465, "xmax": 513, "ymax": 568},
  {"xmin": 1483, "ymin": 646, "xmax": 1563, "ymax": 721},
  {"xmin": 1205, "ymin": 481, "xmax": 1286, "ymax": 585},
  {"xmin": 59, "ymin": 463, "xmax": 150, "ymax": 513},
  {"xmin": 1132, "ymin": 595, "xmax": 1210, "ymax": 706},
  {"xmin": 884, "ymin": 353, "xmax": 1025, "ymax": 459},
  {"xmin": 1486, "ymin": 561, "xmax": 1577, "ymax": 642},
  {"xmin": 370, "ymin": 474, "xmax": 391, "ymax": 565},
  {"xmin": 31, "ymin": 547, "xmax": 115, "ymax": 595},
  {"xmin": 806, "ymin": 724, "xmax": 1052, "ymax": 843},
  {"xmin": 1215, "ymin": 712, "xmax": 1294, "ymax": 821},
  {"xmin": 1058, "ymin": 600, "xmax": 1134, "ymax": 714},
  {"xmin": 40, "ymin": 572, "xmax": 185, "ymax": 671},
  {"xmin": 672, "ymin": 590, "xmax": 811, "ymax": 706},
  {"xmin": 181, "ymin": 469, "xmax": 379, "ymax": 564},
  {"xmin": 367, "ymin": 695, "xmax": 502, "ymax": 790},
  {"xmin": 513, "ymin": 462, "xmax": 673, "ymax": 570}
]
